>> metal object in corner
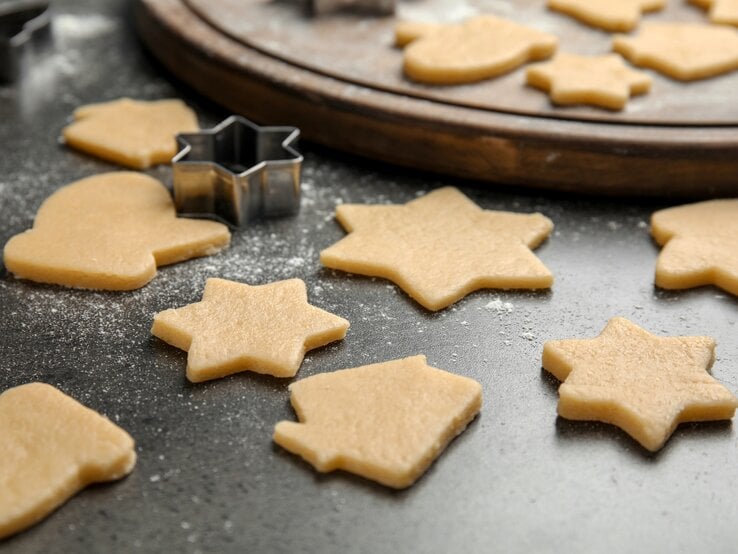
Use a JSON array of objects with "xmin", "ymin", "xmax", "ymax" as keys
[
  {"xmin": 0, "ymin": 0, "xmax": 52, "ymax": 82},
  {"xmin": 310, "ymin": 0, "xmax": 395, "ymax": 15}
]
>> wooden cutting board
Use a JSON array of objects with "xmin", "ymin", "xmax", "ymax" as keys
[{"xmin": 135, "ymin": 0, "xmax": 738, "ymax": 196}]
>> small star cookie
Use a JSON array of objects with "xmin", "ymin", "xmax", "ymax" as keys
[
  {"xmin": 547, "ymin": 0, "xmax": 666, "ymax": 32},
  {"xmin": 151, "ymin": 278, "xmax": 349, "ymax": 382},
  {"xmin": 273, "ymin": 355, "xmax": 482, "ymax": 489},
  {"xmin": 613, "ymin": 22, "xmax": 738, "ymax": 80},
  {"xmin": 402, "ymin": 15, "xmax": 558, "ymax": 84},
  {"xmin": 0, "ymin": 383, "xmax": 136, "ymax": 540},
  {"xmin": 651, "ymin": 199, "xmax": 738, "ymax": 294},
  {"xmin": 3, "ymin": 172, "xmax": 230, "ymax": 291},
  {"xmin": 690, "ymin": 0, "xmax": 738, "ymax": 27},
  {"xmin": 526, "ymin": 53, "xmax": 652, "ymax": 110},
  {"xmin": 320, "ymin": 187, "xmax": 554, "ymax": 311},
  {"xmin": 62, "ymin": 98, "xmax": 199, "ymax": 169},
  {"xmin": 543, "ymin": 317, "xmax": 738, "ymax": 452}
]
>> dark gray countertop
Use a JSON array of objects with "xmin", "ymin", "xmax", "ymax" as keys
[{"xmin": 2, "ymin": 1, "xmax": 738, "ymax": 552}]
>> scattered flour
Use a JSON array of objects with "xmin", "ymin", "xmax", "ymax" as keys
[
  {"xmin": 484, "ymin": 298, "xmax": 514, "ymax": 314},
  {"xmin": 53, "ymin": 14, "xmax": 118, "ymax": 42}
]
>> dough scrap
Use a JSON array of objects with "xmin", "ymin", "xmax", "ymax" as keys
[
  {"xmin": 651, "ymin": 199, "xmax": 738, "ymax": 294},
  {"xmin": 613, "ymin": 22, "xmax": 738, "ymax": 80},
  {"xmin": 274, "ymin": 355, "xmax": 482, "ymax": 489},
  {"xmin": 526, "ymin": 53, "xmax": 652, "ymax": 110},
  {"xmin": 0, "ymin": 383, "xmax": 136, "ymax": 540},
  {"xmin": 543, "ymin": 317, "xmax": 738, "ymax": 452},
  {"xmin": 3, "ymin": 172, "xmax": 230, "ymax": 291},
  {"xmin": 547, "ymin": 0, "xmax": 665, "ymax": 32},
  {"xmin": 691, "ymin": 0, "xmax": 738, "ymax": 26},
  {"xmin": 320, "ymin": 187, "xmax": 554, "ymax": 311},
  {"xmin": 402, "ymin": 15, "xmax": 558, "ymax": 84},
  {"xmin": 151, "ymin": 278, "xmax": 349, "ymax": 382},
  {"xmin": 62, "ymin": 98, "xmax": 199, "ymax": 169}
]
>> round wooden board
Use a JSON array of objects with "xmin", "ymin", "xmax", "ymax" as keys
[{"xmin": 136, "ymin": 0, "xmax": 738, "ymax": 196}]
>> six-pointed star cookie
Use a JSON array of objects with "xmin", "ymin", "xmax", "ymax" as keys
[
  {"xmin": 651, "ymin": 199, "xmax": 738, "ymax": 294},
  {"xmin": 543, "ymin": 317, "xmax": 738, "ymax": 451},
  {"xmin": 691, "ymin": 0, "xmax": 738, "ymax": 26},
  {"xmin": 151, "ymin": 278, "xmax": 349, "ymax": 382},
  {"xmin": 273, "ymin": 355, "xmax": 482, "ymax": 489},
  {"xmin": 526, "ymin": 53, "xmax": 652, "ymax": 110},
  {"xmin": 547, "ymin": 0, "xmax": 665, "ymax": 32},
  {"xmin": 320, "ymin": 187, "xmax": 554, "ymax": 311},
  {"xmin": 613, "ymin": 22, "xmax": 738, "ymax": 80}
]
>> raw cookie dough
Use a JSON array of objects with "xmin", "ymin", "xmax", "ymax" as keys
[
  {"xmin": 151, "ymin": 278, "xmax": 349, "ymax": 382},
  {"xmin": 394, "ymin": 21, "xmax": 444, "ymax": 47},
  {"xmin": 547, "ymin": 0, "xmax": 665, "ymax": 32},
  {"xmin": 651, "ymin": 199, "xmax": 738, "ymax": 294},
  {"xmin": 273, "ymin": 355, "xmax": 482, "ymax": 489},
  {"xmin": 402, "ymin": 15, "xmax": 558, "ymax": 84},
  {"xmin": 613, "ymin": 22, "xmax": 738, "ymax": 80},
  {"xmin": 543, "ymin": 317, "xmax": 738, "ymax": 452},
  {"xmin": 3, "ymin": 172, "xmax": 230, "ymax": 291},
  {"xmin": 320, "ymin": 187, "xmax": 554, "ymax": 311},
  {"xmin": 0, "ymin": 383, "xmax": 136, "ymax": 540},
  {"xmin": 62, "ymin": 98, "xmax": 198, "ymax": 169},
  {"xmin": 690, "ymin": 0, "xmax": 738, "ymax": 26},
  {"xmin": 526, "ymin": 53, "xmax": 652, "ymax": 110}
]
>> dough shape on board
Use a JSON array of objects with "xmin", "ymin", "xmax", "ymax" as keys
[
  {"xmin": 320, "ymin": 187, "xmax": 554, "ymax": 311},
  {"xmin": 690, "ymin": 0, "xmax": 738, "ymax": 26},
  {"xmin": 394, "ymin": 21, "xmax": 444, "ymax": 47},
  {"xmin": 151, "ymin": 278, "xmax": 349, "ymax": 382},
  {"xmin": 547, "ymin": 0, "xmax": 666, "ymax": 32},
  {"xmin": 0, "ymin": 383, "xmax": 136, "ymax": 540},
  {"xmin": 613, "ymin": 23, "xmax": 738, "ymax": 80},
  {"xmin": 543, "ymin": 317, "xmax": 738, "ymax": 452},
  {"xmin": 526, "ymin": 53, "xmax": 652, "ymax": 110},
  {"xmin": 402, "ymin": 15, "xmax": 558, "ymax": 84},
  {"xmin": 62, "ymin": 98, "xmax": 198, "ymax": 169},
  {"xmin": 651, "ymin": 200, "xmax": 738, "ymax": 294},
  {"xmin": 273, "ymin": 355, "xmax": 482, "ymax": 489},
  {"xmin": 3, "ymin": 172, "xmax": 230, "ymax": 291}
]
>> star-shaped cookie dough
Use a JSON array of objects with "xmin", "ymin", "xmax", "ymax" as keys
[
  {"xmin": 3, "ymin": 172, "xmax": 230, "ymax": 291},
  {"xmin": 320, "ymin": 187, "xmax": 554, "ymax": 311},
  {"xmin": 543, "ymin": 317, "xmax": 738, "ymax": 451},
  {"xmin": 547, "ymin": 0, "xmax": 666, "ymax": 32},
  {"xmin": 62, "ymin": 98, "xmax": 199, "ymax": 169},
  {"xmin": 613, "ymin": 22, "xmax": 738, "ymax": 80},
  {"xmin": 651, "ymin": 199, "xmax": 738, "ymax": 294},
  {"xmin": 273, "ymin": 355, "xmax": 482, "ymax": 489},
  {"xmin": 691, "ymin": 0, "xmax": 738, "ymax": 26},
  {"xmin": 526, "ymin": 53, "xmax": 652, "ymax": 110},
  {"xmin": 402, "ymin": 15, "xmax": 558, "ymax": 84},
  {"xmin": 151, "ymin": 278, "xmax": 349, "ymax": 382}
]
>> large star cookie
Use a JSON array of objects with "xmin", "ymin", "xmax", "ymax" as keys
[
  {"xmin": 320, "ymin": 187, "xmax": 554, "ymax": 311},
  {"xmin": 0, "ymin": 383, "xmax": 136, "ymax": 540},
  {"xmin": 151, "ymin": 278, "xmax": 349, "ymax": 382},
  {"xmin": 402, "ymin": 15, "xmax": 558, "ymax": 84},
  {"xmin": 543, "ymin": 317, "xmax": 738, "ymax": 451},
  {"xmin": 526, "ymin": 53, "xmax": 652, "ymax": 110},
  {"xmin": 547, "ymin": 0, "xmax": 666, "ymax": 32},
  {"xmin": 651, "ymin": 199, "xmax": 738, "ymax": 294},
  {"xmin": 613, "ymin": 22, "xmax": 738, "ymax": 80},
  {"xmin": 62, "ymin": 98, "xmax": 199, "ymax": 169},
  {"xmin": 3, "ymin": 172, "xmax": 230, "ymax": 291},
  {"xmin": 690, "ymin": 0, "xmax": 738, "ymax": 26},
  {"xmin": 273, "ymin": 355, "xmax": 482, "ymax": 489}
]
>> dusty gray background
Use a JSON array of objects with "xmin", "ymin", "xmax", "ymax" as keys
[{"xmin": 2, "ymin": 1, "xmax": 738, "ymax": 552}]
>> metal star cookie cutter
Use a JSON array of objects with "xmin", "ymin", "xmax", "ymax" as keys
[
  {"xmin": 0, "ymin": 0, "xmax": 52, "ymax": 82},
  {"xmin": 172, "ymin": 116, "xmax": 303, "ymax": 227},
  {"xmin": 311, "ymin": 0, "xmax": 395, "ymax": 15}
]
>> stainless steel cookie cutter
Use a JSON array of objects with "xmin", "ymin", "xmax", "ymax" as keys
[
  {"xmin": 172, "ymin": 115, "xmax": 303, "ymax": 226},
  {"xmin": 311, "ymin": 0, "xmax": 395, "ymax": 15},
  {"xmin": 0, "ymin": 0, "xmax": 52, "ymax": 82}
]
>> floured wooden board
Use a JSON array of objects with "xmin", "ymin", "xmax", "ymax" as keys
[{"xmin": 136, "ymin": 0, "xmax": 738, "ymax": 195}]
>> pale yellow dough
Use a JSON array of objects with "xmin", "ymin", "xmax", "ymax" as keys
[
  {"xmin": 394, "ymin": 21, "xmax": 444, "ymax": 47},
  {"xmin": 614, "ymin": 23, "xmax": 738, "ymax": 80},
  {"xmin": 274, "ymin": 355, "xmax": 482, "ymax": 489},
  {"xmin": 3, "ymin": 172, "xmax": 230, "ymax": 291},
  {"xmin": 547, "ymin": 0, "xmax": 665, "ymax": 32},
  {"xmin": 402, "ymin": 15, "xmax": 558, "ymax": 84},
  {"xmin": 691, "ymin": 0, "xmax": 738, "ymax": 26},
  {"xmin": 543, "ymin": 317, "xmax": 738, "ymax": 452},
  {"xmin": 151, "ymin": 278, "xmax": 349, "ymax": 382},
  {"xmin": 651, "ymin": 200, "xmax": 738, "ymax": 294},
  {"xmin": 62, "ymin": 98, "xmax": 199, "ymax": 169},
  {"xmin": 526, "ymin": 53, "xmax": 652, "ymax": 110},
  {"xmin": 0, "ymin": 383, "xmax": 136, "ymax": 540},
  {"xmin": 320, "ymin": 187, "xmax": 554, "ymax": 311}
]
